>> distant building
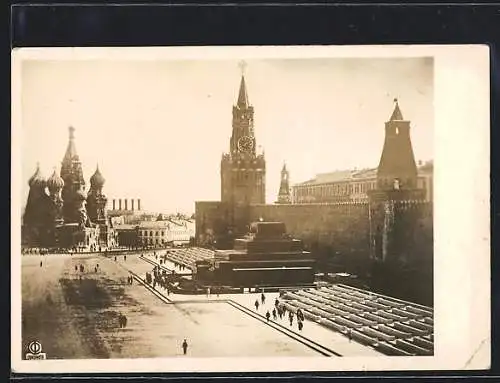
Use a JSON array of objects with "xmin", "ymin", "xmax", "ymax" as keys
[
  {"xmin": 112, "ymin": 216, "xmax": 196, "ymax": 248},
  {"xmin": 292, "ymin": 162, "xmax": 433, "ymax": 204}
]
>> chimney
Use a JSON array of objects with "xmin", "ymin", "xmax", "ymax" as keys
[
  {"xmin": 119, "ymin": 199, "xmax": 122, "ymax": 210},
  {"xmin": 125, "ymin": 199, "xmax": 128, "ymax": 211},
  {"xmin": 138, "ymin": 199, "xmax": 141, "ymax": 211},
  {"xmin": 113, "ymin": 199, "xmax": 116, "ymax": 210},
  {"xmin": 131, "ymin": 199, "xmax": 135, "ymax": 211}
]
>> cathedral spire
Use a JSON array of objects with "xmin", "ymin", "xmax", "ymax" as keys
[
  {"xmin": 390, "ymin": 98, "xmax": 404, "ymax": 121},
  {"xmin": 63, "ymin": 126, "xmax": 79, "ymax": 163}
]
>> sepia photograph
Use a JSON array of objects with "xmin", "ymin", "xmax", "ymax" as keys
[{"xmin": 11, "ymin": 45, "xmax": 490, "ymax": 373}]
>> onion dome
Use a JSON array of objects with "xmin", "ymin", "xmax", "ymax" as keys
[
  {"xmin": 90, "ymin": 164, "xmax": 105, "ymax": 188},
  {"xmin": 46, "ymin": 168, "xmax": 64, "ymax": 193},
  {"xmin": 28, "ymin": 163, "xmax": 46, "ymax": 188},
  {"xmin": 76, "ymin": 189, "xmax": 88, "ymax": 201}
]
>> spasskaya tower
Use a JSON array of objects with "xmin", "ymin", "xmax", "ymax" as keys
[{"xmin": 221, "ymin": 70, "xmax": 266, "ymax": 205}]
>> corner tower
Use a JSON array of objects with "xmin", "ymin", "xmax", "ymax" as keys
[
  {"xmin": 376, "ymin": 99, "xmax": 418, "ymax": 190},
  {"xmin": 221, "ymin": 70, "xmax": 266, "ymax": 205}
]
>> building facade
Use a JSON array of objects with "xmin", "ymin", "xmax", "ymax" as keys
[
  {"xmin": 136, "ymin": 218, "xmax": 195, "ymax": 247},
  {"xmin": 292, "ymin": 163, "xmax": 433, "ymax": 204}
]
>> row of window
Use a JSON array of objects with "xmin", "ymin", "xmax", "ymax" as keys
[
  {"xmin": 294, "ymin": 181, "xmax": 378, "ymax": 198},
  {"xmin": 140, "ymin": 230, "xmax": 192, "ymax": 237},
  {"xmin": 142, "ymin": 237, "xmax": 190, "ymax": 245}
]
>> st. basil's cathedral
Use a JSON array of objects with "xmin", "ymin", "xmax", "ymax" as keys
[{"xmin": 22, "ymin": 126, "xmax": 117, "ymax": 251}]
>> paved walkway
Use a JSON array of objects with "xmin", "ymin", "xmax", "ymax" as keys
[{"xmin": 131, "ymin": 254, "xmax": 382, "ymax": 357}]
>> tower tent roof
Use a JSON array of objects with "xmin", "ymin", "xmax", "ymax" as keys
[
  {"xmin": 389, "ymin": 98, "xmax": 404, "ymax": 121},
  {"xmin": 237, "ymin": 75, "xmax": 249, "ymax": 108},
  {"xmin": 62, "ymin": 126, "xmax": 79, "ymax": 162}
]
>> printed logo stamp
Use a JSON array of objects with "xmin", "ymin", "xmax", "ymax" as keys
[{"xmin": 25, "ymin": 341, "xmax": 47, "ymax": 360}]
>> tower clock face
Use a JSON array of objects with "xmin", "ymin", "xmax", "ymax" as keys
[{"xmin": 238, "ymin": 136, "xmax": 254, "ymax": 153}]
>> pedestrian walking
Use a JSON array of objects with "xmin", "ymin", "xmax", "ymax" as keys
[
  {"xmin": 114, "ymin": 256, "xmax": 117, "ymax": 261},
  {"xmin": 272, "ymin": 308, "xmax": 277, "ymax": 320},
  {"xmin": 298, "ymin": 320, "xmax": 303, "ymax": 331},
  {"xmin": 275, "ymin": 298, "xmax": 279, "ymax": 308},
  {"xmin": 40, "ymin": 261, "xmax": 43, "ymax": 267},
  {"xmin": 266, "ymin": 311, "xmax": 270, "ymax": 322},
  {"xmin": 75, "ymin": 265, "xmax": 78, "ymax": 271},
  {"xmin": 261, "ymin": 292, "xmax": 265, "ymax": 305},
  {"xmin": 347, "ymin": 329, "xmax": 352, "ymax": 342},
  {"xmin": 124, "ymin": 255, "xmax": 127, "ymax": 261},
  {"xmin": 255, "ymin": 299, "xmax": 260, "ymax": 311},
  {"xmin": 182, "ymin": 339, "xmax": 188, "ymax": 355},
  {"xmin": 94, "ymin": 266, "xmax": 98, "ymax": 273}
]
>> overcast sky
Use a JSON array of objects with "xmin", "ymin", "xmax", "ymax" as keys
[{"xmin": 20, "ymin": 57, "xmax": 433, "ymax": 214}]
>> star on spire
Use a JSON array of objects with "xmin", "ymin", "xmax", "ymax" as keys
[{"xmin": 238, "ymin": 60, "xmax": 247, "ymax": 76}]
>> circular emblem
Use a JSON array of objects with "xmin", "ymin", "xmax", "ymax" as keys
[
  {"xmin": 237, "ymin": 136, "xmax": 254, "ymax": 153},
  {"xmin": 28, "ymin": 341, "xmax": 42, "ymax": 354}
]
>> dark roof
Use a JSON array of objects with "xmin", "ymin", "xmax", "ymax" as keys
[{"xmin": 390, "ymin": 99, "xmax": 405, "ymax": 121}]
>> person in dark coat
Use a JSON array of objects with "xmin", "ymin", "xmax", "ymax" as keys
[
  {"xmin": 266, "ymin": 311, "xmax": 270, "ymax": 322},
  {"xmin": 75, "ymin": 265, "xmax": 78, "ymax": 271},
  {"xmin": 298, "ymin": 320, "xmax": 303, "ymax": 331},
  {"xmin": 272, "ymin": 308, "xmax": 277, "ymax": 320},
  {"xmin": 182, "ymin": 339, "xmax": 188, "ymax": 355},
  {"xmin": 254, "ymin": 300, "xmax": 260, "ymax": 311},
  {"xmin": 261, "ymin": 293, "xmax": 266, "ymax": 305},
  {"xmin": 40, "ymin": 261, "xmax": 43, "ymax": 267}
]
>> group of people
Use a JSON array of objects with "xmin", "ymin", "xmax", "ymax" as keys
[
  {"xmin": 145, "ymin": 266, "xmax": 172, "ymax": 295},
  {"xmin": 255, "ymin": 293, "xmax": 306, "ymax": 332}
]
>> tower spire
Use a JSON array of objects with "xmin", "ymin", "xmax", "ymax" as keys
[
  {"xmin": 237, "ymin": 61, "xmax": 249, "ymax": 108},
  {"xmin": 390, "ymin": 98, "xmax": 404, "ymax": 121},
  {"xmin": 63, "ymin": 126, "xmax": 79, "ymax": 163}
]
